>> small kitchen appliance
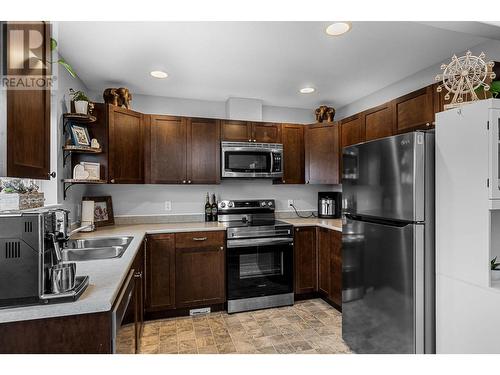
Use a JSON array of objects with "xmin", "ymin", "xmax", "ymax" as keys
[
  {"xmin": 318, "ymin": 191, "xmax": 341, "ymax": 218},
  {"xmin": 221, "ymin": 142, "xmax": 283, "ymax": 178},
  {"xmin": 219, "ymin": 199, "xmax": 294, "ymax": 313},
  {"xmin": 0, "ymin": 208, "xmax": 89, "ymax": 308}
]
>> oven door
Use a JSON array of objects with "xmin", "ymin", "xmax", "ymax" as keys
[{"xmin": 227, "ymin": 238, "xmax": 293, "ymax": 300}]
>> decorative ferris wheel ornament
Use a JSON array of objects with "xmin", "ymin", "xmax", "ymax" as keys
[{"xmin": 435, "ymin": 51, "xmax": 495, "ymax": 109}]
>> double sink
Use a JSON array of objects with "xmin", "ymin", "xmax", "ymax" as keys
[{"xmin": 62, "ymin": 236, "xmax": 133, "ymax": 262}]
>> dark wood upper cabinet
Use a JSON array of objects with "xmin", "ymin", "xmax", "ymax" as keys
[
  {"xmin": 363, "ymin": 102, "xmax": 394, "ymax": 142},
  {"xmin": 305, "ymin": 123, "xmax": 340, "ymax": 185},
  {"xmin": 175, "ymin": 232, "xmax": 225, "ymax": 308},
  {"xmin": 340, "ymin": 115, "xmax": 363, "ymax": 149},
  {"xmin": 146, "ymin": 115, "xmax": 187, "ymax": 184},
  {"xmin": 294, "ymin": 226, "xmax": 317, "ymax": 295},
  {"xmin": 187, "ymin": 118, "xmax": 221, "ymax": 184},
  {"xmin": 392, "ymin": 86, "xmax": 435, "ymax": 133},
  {"xmin": 252, "ymin": 122, "xmax": 281, "ymax": 143},
  {"xmin": 145, "ymin": 234, "xmax": 176, "ymax": 312},
  {"xmin": 108, "ymin": 105, "xmax": 144, "ymax": 184},
  {"xmin": 147, "ymin": 115, "xmax": 220, "ymax": 184},
  {"xmin": 281, "ymin": 124, "xmax": 305, "ymax": 184},
  {"xmin": 6, "ymin": 22, "xmax": 51, "ymax": 180},
  {"xmin": 221, "ymin": 120, "xmax": 251, "ymax": 142}
]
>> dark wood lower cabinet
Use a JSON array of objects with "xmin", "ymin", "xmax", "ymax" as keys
[
  {"xmin": 295, "ymin": 226, "xmax": 342, "ymax": 309},
  {"xmin": 294, "ymin": 227, "xmax": 317, "ymax": 294},
  {"xmin": 145, "ymin": 234, "xmax": 176, "ymax": 311},
  {"xmin": 318, "ymin": 227, "xmax": 332, "ymax": 297},
  {"xmin": 175, "ymin": 232, "xmax": 225, "ymax": 308},
  {"xmin": 145, "ymin": 231, "xmax": 225, "ymax": 314}
]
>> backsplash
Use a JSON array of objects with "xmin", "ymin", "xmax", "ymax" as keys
[{"xmin": 84, "ymin": 179, "xmax": 339, "ymax": 219}]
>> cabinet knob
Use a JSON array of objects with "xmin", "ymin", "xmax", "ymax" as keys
[
  {"xmin": 296, "ymin": 228, "xmax": 299, "ymax": 232},
  {"xmin": 48, "ymin": 171, "xmax": 56, "ymax": 178},
  {"xmin": 248, "ymin": 139, "xmax": 252, "ymax": 142},
  {"xmin": 426, "ymin": 122, "xmax": 430, "ymax": 127},
  {"xmin": 110, "ymin": 178, "xmax": 115, "ymax": 183},
  {"xmin": 282, "ymin": 180, "xmax": 286, "ymax": 184},
  {"xmin": 182, "ymin": 180, "xmax": 186, "ymax": 184},
  {"xmin": 188, "ymin": 180, "xmax": 192, "ymax": 184},
  {"xmin": 253, "ymin": 139, "xmax": 257, "ymax": 142},
  {"xmin": 134, "ymin": 271, "xmax": 143, "ymax": 278},
  {"xmin": 220, "ymin": 246, "xmax": 224, "ymax": 251}
]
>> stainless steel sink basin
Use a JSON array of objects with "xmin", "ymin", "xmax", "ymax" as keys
[
  {"xmin": 62, "ymin": 236, "xmax": 133, "ymax": 261},
  {"xmin": 66, "ymin": 236, "xmax": 133, "ymax": 249}
]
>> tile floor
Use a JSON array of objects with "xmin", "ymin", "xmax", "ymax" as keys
[{"xmin": 137, "ymin": 299, "xmax": 352, "ymax": 354}]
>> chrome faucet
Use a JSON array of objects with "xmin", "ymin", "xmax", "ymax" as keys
[{"xmin": 69, "ymin": 223, "xmax": 95, "ymax": 237}]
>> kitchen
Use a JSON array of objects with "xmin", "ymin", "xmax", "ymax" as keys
[{"xmin": 1, "ymin": 6, "xmax": 500, "ymax": 370}]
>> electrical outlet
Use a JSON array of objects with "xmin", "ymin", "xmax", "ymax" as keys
[
  {"xmin": 288, "ymin": 200, "xmax": 295, "ymax": 207},
  {"xmin": 164, "ymin": 201, "xmax": 172, "ymax": 211}
]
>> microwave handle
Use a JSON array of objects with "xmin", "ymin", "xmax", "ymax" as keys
[{"xmin": 270, "ymin": 152, "xmax": 274, "ymax": 173}]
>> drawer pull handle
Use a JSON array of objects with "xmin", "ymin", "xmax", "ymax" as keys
[{"xmin": 193, "ymin": 237, "xmax": 208, "ymax": 241}]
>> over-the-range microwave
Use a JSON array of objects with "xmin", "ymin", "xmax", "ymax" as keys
[{"xmin": 221, "ymin": 141, "xmax": 283, "ymax": 178}]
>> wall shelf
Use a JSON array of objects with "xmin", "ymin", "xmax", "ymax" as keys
[
  {"xmin": 62, "ymin": 179, "xmax": 106, "ymax": 199},
  {"xmin": 62, "ymin": 146, "xmax": 102, "ymax": 167},
  {"xmin": 63, "ymin": 113, "xmax": 97, "ymax": 124}
]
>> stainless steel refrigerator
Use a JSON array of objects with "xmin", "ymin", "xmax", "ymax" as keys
[{"xmin": 341, "ymin": 131, "xmax": 435, "ymax": 354}]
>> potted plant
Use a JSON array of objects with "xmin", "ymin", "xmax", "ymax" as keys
[
  {"xmin": 0, "ymin": 179, "xmax": 44, "ymax": 211},
  {"xmin": 491, "ymin": 256, "xmax": 500, "ymax": 281},
  {"xmin": 70, "ymin": 88, "xmax": 90, "ymax": 115}
]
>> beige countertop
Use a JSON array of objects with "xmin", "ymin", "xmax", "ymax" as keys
[{"xmin": 0, "ymin": 218, "xmax": 341, "ymax": 324}]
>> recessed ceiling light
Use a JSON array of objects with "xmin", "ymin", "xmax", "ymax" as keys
[
  {"xmin": 326, "ymin": 22, "xmax": 352, "ymax": 36},
  {"xmin": 300, "ymin": 87, "xmax": 315, "ymax": 94},
  {"xmin": 150, "ymin": 70, "xmax": 168, "ymax": 79}
]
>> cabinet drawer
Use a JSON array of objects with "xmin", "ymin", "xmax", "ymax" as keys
[{"xmin": 175, "ymin": 231, "xmax": 225, "ymax": 249}]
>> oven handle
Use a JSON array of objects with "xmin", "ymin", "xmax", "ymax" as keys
[
  {"xmin": 227, "ymin": 237, "xmax": 294, "ymax": 248},
  {"xmin": 229, "ymin": 229, "xmax": 291, "ymax": 238}
]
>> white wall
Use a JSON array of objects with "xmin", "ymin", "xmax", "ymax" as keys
[
  {"xmin": 86, "ymin": 180, "xmax": 337, "ymax": 217},
  {"xmin": 336, "ymin": 39, "xmax": 500, "ymax": 120},
  {"xmin": 89, "ymin": 92, "xmax": 315, "ymax": 124}
]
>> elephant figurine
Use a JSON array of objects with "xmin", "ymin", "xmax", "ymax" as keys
[
  {"xmin": 315, "ymin": 105, "xmax": 335, "ymax": 123},
  {"xmin": 103, "ymin": 87, "xmax": 132, "ymax": 109}
]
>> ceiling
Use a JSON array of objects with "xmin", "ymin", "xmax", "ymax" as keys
[{"xmin": 57, "ymin": 21, "xmax": 496, "ymax": 110}]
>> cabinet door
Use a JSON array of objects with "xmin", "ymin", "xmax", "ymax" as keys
[
  {"xmin": 147, "ymin": 115, "xmax": 187, "ymax": 184},
  {"xmin": 294, "ymin": 227, "xmax": 317, "ymax": 294},
  {"xmin": 281, "ymin": 124, "xmax": 305, "ymax": 184},
  {"xmin": 393, "ymin": 86, "xmax": 435, "ymax": 133},
  {"xmin": 145, "ymin": 234, "xmax": 176, "ymax": 311},
  {"xmin": 221, "ymin": 120, "xmax": 251, "ymax": 142},
  {"xmin": 108, "ymin": 106, "xmax": 144, "ymax": 184},
  {"xmin": 252, "ymin": 122, "xmax": 281, "ymax": 143},
  {"xmin": 363, "ymin": 102, "xmax": 394, "ymax": 141},
  {"xmin": 330, "ymin": 230, "xmax": 342, "ymax": 307},
  {"xmin": 175, "ymin": 232, "xmax": 225, "ymax": 308},
  {"xmin": 318, "ymin": 227, "xmax": 331, "ymax": 297},
  {"xmin": 6, "ymin": 22, "xmax": 51, "ymax": 180},
  {"xmin": 187, "ymin": 118, "xmax": 220, "ymax": 184},
  {"xmin": 305, "ymin": 123, "xmax": 340, "ymax": 184},
  {"xmin": 340, "ymin": 115, "xmax": 363, "ymax": 149}
]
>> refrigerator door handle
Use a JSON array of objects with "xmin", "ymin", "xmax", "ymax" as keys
[{"xmin": 344, "ymin": 213, "xmax": 412, "ymax": 227}]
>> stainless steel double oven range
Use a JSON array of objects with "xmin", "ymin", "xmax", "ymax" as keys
[{"xmin": 218, "ymin": 199, "xmax": 294, "ymax": 313}]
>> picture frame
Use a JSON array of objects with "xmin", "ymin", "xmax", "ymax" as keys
[
  {"xmin": 80, "ymin": 162, "xmax": 101, "ymax": 180},
  {"xmin": 82, "ymin": 196, "xmax": 114, "ymax": 227},
  {"xmin": 69, "ymin": 124, "xmax": 91, "ymax": 147}
]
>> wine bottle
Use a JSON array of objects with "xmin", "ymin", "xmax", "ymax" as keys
[
  {"xmin": 204, "ymin": 193, "xmax": 212, "ymax": 222},
  {"xmin": 211, "ymin": 194, "xmax": 218, "ymax": 222}
]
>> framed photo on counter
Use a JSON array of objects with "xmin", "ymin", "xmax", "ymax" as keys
[{"xmin": 82, "ymin": 195, "xmax": 114, "ymax": 227}]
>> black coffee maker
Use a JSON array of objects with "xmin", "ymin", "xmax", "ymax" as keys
[{"xmin": 318, "ymin": 192, "xmax": 341, "ymax": 219}]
